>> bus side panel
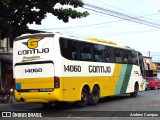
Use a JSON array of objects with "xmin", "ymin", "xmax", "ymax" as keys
[
  {"xmin": 114, "ymin": 64, "xmax": 141, "ymax": 95},
  {"xmin": 61, "ymin": 62, "xmax": 145, "ymax": 102},
  {"xmin": 63, "ymin": 77, "xmax": 88, "ymax": 102},
  {"xmin": 126, "ymin": 65, "xmax": 145, "ymax": 93},
  {"xmin": 62, "ymin": 76, "xmax": 124, "ymax": 102},
  {"xmin": 61, "ymin": 62, "xmax": 136, "ymax": 101}
]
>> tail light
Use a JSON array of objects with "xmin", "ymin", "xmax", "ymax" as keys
[{"xmin": 54, "ymin": 76, "xmax": 60, "ymax": 88}]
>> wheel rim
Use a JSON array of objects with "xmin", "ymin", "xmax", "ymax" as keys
[
  {"xmin": 133, "ymin": 84, "xmax": 139, "ymax": 96},
  {"xmin": 93, "ymin": 91, "xmax": 99, "ymax": 103},
  {"xmin": 135, "ymin": 84, "xmax": 139, "ymax": 92},
  {"xmin": 82, "ymin": 91, "xmax": 88, "ymax": 104}
]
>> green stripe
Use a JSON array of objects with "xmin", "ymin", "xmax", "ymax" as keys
[
  {"xmin": 114, "ymin": 64, "xmax": 127, "ymax": 95},
  {"xmin": 120, "ymin": 64, "xmax": 133, "ymax": 93}
]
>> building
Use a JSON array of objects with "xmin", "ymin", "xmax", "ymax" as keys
[
  {"xmin": 0, "ymin": 29, "xmax": 44, "ymax": 91},
  {"xmin": 152, "ymin": 62, "xmax": 160, "ymax": 78},
  {"xmin": 0, "ymin": 38, "xmax": 13, "ymax": 91},
  {"xmin": 143, "ymin": 56, "xmax": 153, "ymax": 70}
]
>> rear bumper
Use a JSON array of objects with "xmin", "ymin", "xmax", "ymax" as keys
[{"xmin": 14, "ymin": 89, "xmax": 63, "ymax": 103}]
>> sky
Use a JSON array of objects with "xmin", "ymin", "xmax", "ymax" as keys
[{"xmin": 28, "ymin": 0, "xmax": 160, "ymax": 62}]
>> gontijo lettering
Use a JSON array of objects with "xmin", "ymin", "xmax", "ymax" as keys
[
  {"xmin": 18, "ymin": 48, "xmax": 49, "ymax": 55},
  {"xmin": 89, "ymin": 65, "xmax": 111, "ymax": 73}
]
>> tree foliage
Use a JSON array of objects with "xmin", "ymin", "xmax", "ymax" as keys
[{"xmin": 0, "ymin": 0, "xmax": 89, "ymax": 39}]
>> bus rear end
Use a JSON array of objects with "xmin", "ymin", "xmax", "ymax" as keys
[{"xmin": 13, "ymin": 33, "xmax": 62, "ymax": 103}]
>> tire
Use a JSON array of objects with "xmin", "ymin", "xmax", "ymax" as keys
[
  {"xmin": 88, "ymin": 86, "xmax": 100, "ymax": 105},
  {"xmin": 76, "ymin": 87, "xmax": 89, "ymax": 108},
  {"xmin": 130, "ymin": 83, "xmax": 139, "ymax": 97}
]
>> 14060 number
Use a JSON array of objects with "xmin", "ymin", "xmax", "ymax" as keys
[
  {"xmin": 25, "ymin": 68, "xmax": 42, "ymax": 73},
  {"xmin": 64, "ymin": 65, "xmax": 81, "ymax": 72}
]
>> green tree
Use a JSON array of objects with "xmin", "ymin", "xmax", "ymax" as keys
[{"xmin": 0, "ymin": 0, "xmax": 89, "ymax": 40}]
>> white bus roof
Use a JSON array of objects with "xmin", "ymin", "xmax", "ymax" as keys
[{"xmin": 16, "ymin": 32, "xmax": 134, "ymax": 51}]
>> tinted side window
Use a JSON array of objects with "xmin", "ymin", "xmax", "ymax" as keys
[
  {"xmin": 93, "ymin": 44, "xmax": 104, "ymax": 62},
  {"xmin": 71, "ymin": 41, "xmax": 80, "ymax": 60},
  {"xmin": 81, "ymin": 42, "xmax": 92, "ymax": 61},
  {"xmin": 115, "ymin": 48, "xmax": 122, "ymax": 63},
  {"xmin": 59, "ymin": 37, "xmax": 80, "ymax": 60},
  {"xmin": 59, "ymin": 38, "xmax": 72, "ymax": 60},
  {"xmin": 123, "ymin": 50, "xmax": 132, "ymax": 64},
  {"xmin": 104, "ymin": 46, "xmax": 113, "ymax": 63},
  {"xmin": 131, "ymin": 51, "xmax": 138, "ymax": 65}
]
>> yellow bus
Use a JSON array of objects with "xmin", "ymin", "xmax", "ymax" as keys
[{"xmin": 13, "ymin": 33, "xmax": 145, "ymax": 107}]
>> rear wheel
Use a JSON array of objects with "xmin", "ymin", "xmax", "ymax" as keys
[
  {"xmin": 76, "ymin": 87, "xmax": 89, "ymax": 108},
  {"xmin": 130, "ymin": 83, "xmax": 139, "ymax": 97},
  {"xmin": 88, "ymin": 86, "xmax": 100, "ymax": 105}
]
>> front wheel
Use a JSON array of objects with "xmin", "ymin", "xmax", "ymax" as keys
[
  {"xmin": 76, "ymin": 87, "xmax": 89, "ymax": 108},
  {"xmin": 130, "ymin": 83, "xmax": 139, "ymax": 97}
]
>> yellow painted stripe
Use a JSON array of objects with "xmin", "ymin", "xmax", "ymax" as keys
[
  {"xmin": 114, "ymin": 64, "xmax": 127, "ymax": 94},
  {"xmin": 112, "ymin": 64, "xmax": 122, "ymax": 95}
]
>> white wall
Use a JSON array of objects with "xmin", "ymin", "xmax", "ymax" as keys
[{"xmin": 0, "ymin": 38, "xmax": 12, "ymax": 53}]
